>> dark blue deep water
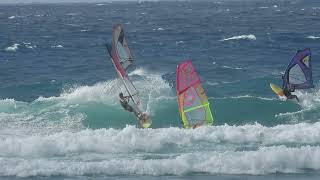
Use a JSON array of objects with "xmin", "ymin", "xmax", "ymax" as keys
[{"xmin": 1, "ymin": 0, "xmax": 320, "ymax": 179}]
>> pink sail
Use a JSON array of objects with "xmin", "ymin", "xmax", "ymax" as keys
[{"xmin": 176, "ymin": 60, "xmax": 214, "ymax": 128}]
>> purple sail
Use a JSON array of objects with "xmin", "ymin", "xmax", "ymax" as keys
[{"xmin": 282, "ymin": 48, "xmax": 314, "ymax": 90}]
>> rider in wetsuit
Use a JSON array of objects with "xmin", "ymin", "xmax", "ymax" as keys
[
  {"xmin": 119, "ymin": 92, "xmax": 142, "ymax": 118},
  {"xmin": 282, "ymin": 75, "xmax": 299, "ymax": 102},
  {"xmin": 282, "ymin": 86, "xmax": 299, "ymax": 102}
]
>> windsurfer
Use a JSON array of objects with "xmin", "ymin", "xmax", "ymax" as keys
[
  {"xmin": 282, "ymin": 86, "xmax": 299, "ymax": 102},
  {"xmin": 119, "ymin": 92, "xmax": 134, "ymax": 112},
  {"xmin": 282, "ymin": 76, "xmax": 299, "ymax": 102},
  {"xmin": 119, "ymin": 92, "xmax": 142, "ymax": 118}
]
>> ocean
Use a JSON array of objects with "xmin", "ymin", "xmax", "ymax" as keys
[{"xmin": 1, "ymin": 0, "xmax": 320, "ymax": 179}]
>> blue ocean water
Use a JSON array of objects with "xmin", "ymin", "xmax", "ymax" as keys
[{"xmin": 1, "ymin": 0, "xmax": 320, "ymax": 179}]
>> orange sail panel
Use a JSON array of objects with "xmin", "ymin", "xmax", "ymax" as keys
[{"xmin": 176, "ymin": 60, "xmax": 214, "ymax": 128}]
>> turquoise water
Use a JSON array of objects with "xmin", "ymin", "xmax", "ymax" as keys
[{"xmin": 1, "ymin": 0, "xmax": 320, "ymax": 179}]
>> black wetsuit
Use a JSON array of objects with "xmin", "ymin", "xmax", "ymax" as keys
[
  {"xmin": 283, "ymin": 88, "xmax": 299, "ymax": 102},
  {"xmin": 119, "ymin": 97, "xmax": 134, "ymax": 112},
  {"xmin": 119, "ymin": 97, "xmax": 142, "ymax": 118}
]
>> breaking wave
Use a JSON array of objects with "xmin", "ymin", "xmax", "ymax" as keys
[{"xmin": 1, "ymin": 123, "xmax": 320, "ymax": 176}]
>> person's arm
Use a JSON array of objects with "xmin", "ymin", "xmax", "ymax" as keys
[{"xmin": 295, "ymin": 95, "xmax": 299, "ymax": 102}]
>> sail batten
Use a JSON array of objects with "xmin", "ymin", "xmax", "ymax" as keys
[{"xmin": 184, "ymin": 103, "xmax": 210, "ymax": 113}]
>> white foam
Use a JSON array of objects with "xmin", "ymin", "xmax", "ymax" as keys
[
  {"xmin": 2, "ymin": 146, "xmax": 318, "ymax": 177},
  {"xmin": 51, "ymin": 45, "xmax": 63, "ymax": 48},
  {"xmin": 275, "ymin": 87, "xmax": 320, "ymax": 118},
  {"xmin": 8, "ymin": 16, "xmax": 15, "ymax": 19},
  {"xmin": 65, "ymin": 23, "xmax": 81, "ymax": 27},
  {"xmin": 212, "ymin": 95, "xmax": 276, "ymax": 101},
  {"xmin": 127, "ymin": 68, "xmax": 173, "ymax": 114},
  {"xmin": 219, "ymin": 80, "xmax": 241, "ymax": 84},
  {"xmin": 0, "ymin": 98, "xmax": 17, "ymax": 110},
  {"xmin": 96, "ymin": 3, "xmax": 107, "ymax": 6},
  {"xmin": 221, "ymin": 34, "xmax": 256, "ymax": 41},
  {"xmin": 153, "ymin": 27, "xmax": 165, "ymax": 31},
  {"xmin": 23, "ymin": 42, "xmax": 36, "ymax": 49},
  {"xmin": 128, "ymin": 67, "xmax": 147, "ymax": 76},
  {"xmin": 3, "ymin": 122, "xmax": 320, "ymax": 157},
  {"xmin": 222, "ymin": 65, "xmax": 243, "ymax": 70},
  {"xmin": 275, "ymin": 109, "xmax": 308, "ymax": 118},
  {"xmin": 175, "ymin": 41, "xmax": 184, "ymax": 45},
  {"xmin": 5, "ymin": 43, "xmax": 19, "ymax": 52},
  {"xmin": 2, "ymin": 124, "xmax": 320, "ymax": 176},
  {"xmin": 294, "ymin": 88, "xmax": 320, "ymax": 109},
  {"xmin": 207, "ymin": 81, "xmax": 219, "ymax": 86},
  {"xmin": 58, "ymin": 81, "xmax": 120, "ymax": 104},
  {"xmin": 33, "ymin": 68, "xmax": 172, "ymax": 115},
  {"xmin": 307, "ymin": 35, "xmax": 320, "ymax": 39},
  {"xmin": 0, "ymin": 99, "xmax": 85, "ymax": 137}
]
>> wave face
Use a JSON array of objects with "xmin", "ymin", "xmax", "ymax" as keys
[{"xmin": 1, "ymin": 0, "xmax": 320, "ymax": 179}]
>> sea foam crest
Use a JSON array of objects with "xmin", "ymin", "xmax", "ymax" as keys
[
  {"xmin": 221, "ymin": 34, "xmax": 257, "ymax": 41},
  {"xmin": 1, "ymin": 145, "xmax": 320, "ymax": 176},
  {"xmin": 51, "ymin": 45, "xmax": 64, "ymax": 48},
  {"xmin": 222, "ymin": 65, "xmax": 243, "ymax": 70},
  {"xmin": 2, "ymin": 122, "xmax": 320, "ymax": 157},
  {"xmin": 307, "ymin": 35, "xmax": 320, "ymax": 39},
  {"xmin": 5, "ymin": 44, "xmax": 19, "ymax": 52}
]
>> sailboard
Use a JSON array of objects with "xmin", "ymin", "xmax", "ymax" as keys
[
  {"xmin": 176, "ymin": 60, "xmax": 214, "ymax": 128},
  {"xmin": 270, "ymin": 83, "xmax": 285, "ymax": 97},
  {"xmin": 270, "ymin": 48, "xmax": 314, "ymax": 97},
  {"xmin": 107, "ymin": 24, "xmax": 151, "ymax": 128}
]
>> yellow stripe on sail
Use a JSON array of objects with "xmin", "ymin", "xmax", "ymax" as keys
[{"xmin": 183, "ymin": 103, "xmax": 210, "ymax": 113}]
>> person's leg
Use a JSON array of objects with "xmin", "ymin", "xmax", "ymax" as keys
[
  {"xmin": 125, "ymin": 104, "xmax": 134, "ymax": 112},
  {"xmin": 127, "ymin": 105, "xmax": 143, "ymax": 119},
  {"xmin": 289, "ymin": 94, "xmax": 299, "ymax": 102}
]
